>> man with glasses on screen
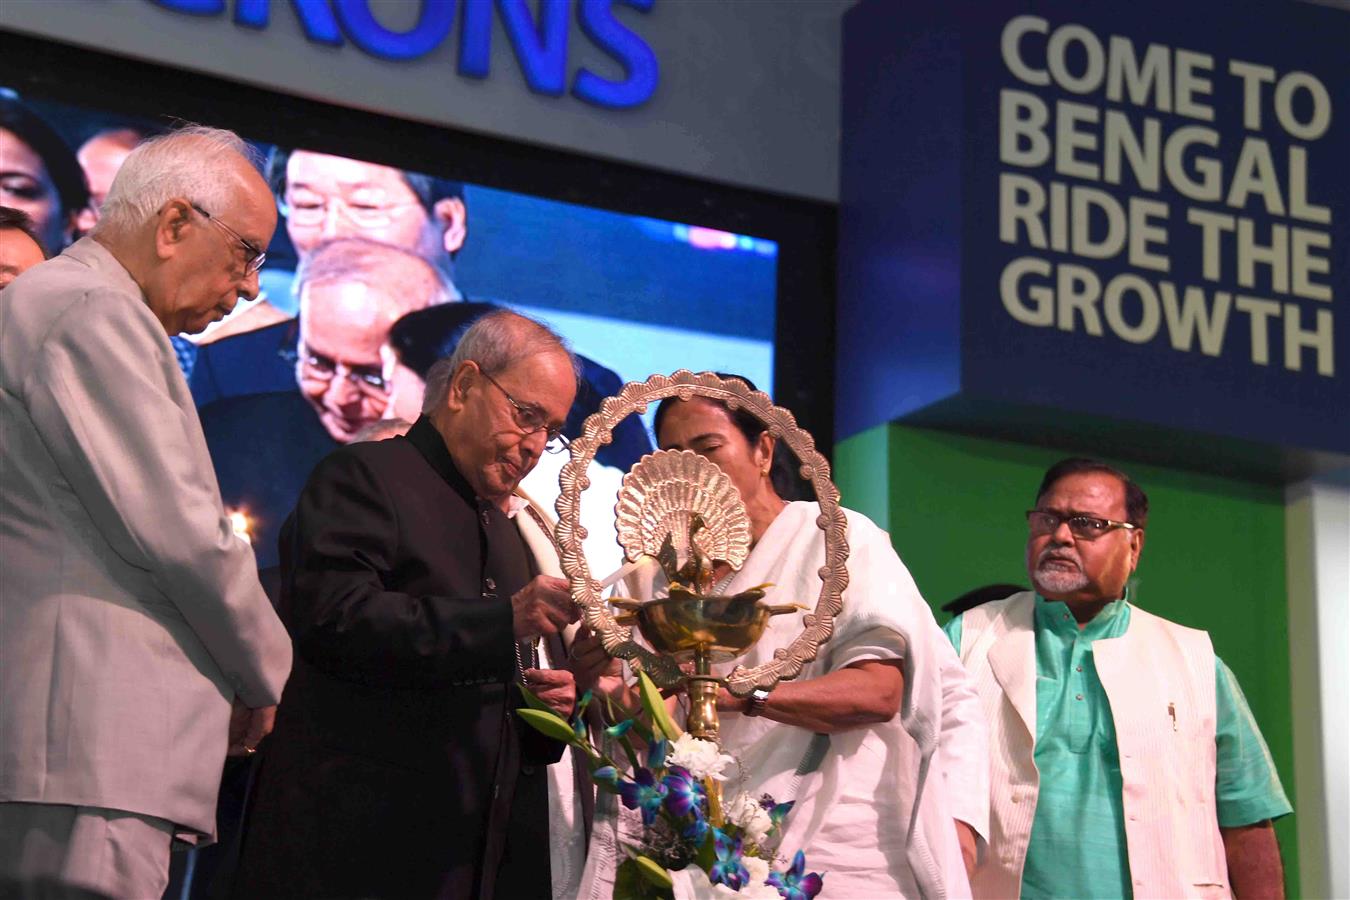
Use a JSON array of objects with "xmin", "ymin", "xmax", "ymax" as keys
[
  {"xmin": 0, "ymin": 125, "xmax": 290, "ymax": 898},
  {"xmin": 277, "ymin": 148, "xmax": 466, "ymax": 283},
  {"xmin": 238, "ymin": 309, "xmax": 586, "ymax": 900},
  {"xmin": 187, "ymin": 144, "xmax": 655, "ymax": 471},
  {"xmin": 198, "ymin": 237, "xmax": 445, "ymax": 571},
  {"xmin": 204, "ymin": 146, "xmax": 466, "ymax": 340},
  {"xmin": 944, "ymin": 458, "xmax": 1291, "ymax": 899},
  {"xmin": 186, "ymin": 147, "xmax": 465, "ymax": 404}
]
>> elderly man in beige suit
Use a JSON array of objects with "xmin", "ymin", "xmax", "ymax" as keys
[{"xmin": 0, "ymin": 126, "xmax": 293, "ymax": 898}]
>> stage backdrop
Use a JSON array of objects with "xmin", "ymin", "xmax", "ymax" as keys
[
  {"xmin": 837, "ymin": 2, "xmax": 1350, "ymax": 895},
  {"xmin": 839, "ymin": 0, "xmax": 1348, "ymax": 481}
]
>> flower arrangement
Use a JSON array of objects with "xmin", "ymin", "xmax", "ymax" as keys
[{"xmin": 518, "ymin": 671, "xmax": 824, "ymax": 899}]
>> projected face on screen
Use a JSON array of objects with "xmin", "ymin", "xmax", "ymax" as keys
[
  {"xmin": 280, "ymin": 150, "xmax": 468, "ymax": 274},
  {"xmin": 13, "ymin": 86, "xmax": 778, "ymax": 572}
]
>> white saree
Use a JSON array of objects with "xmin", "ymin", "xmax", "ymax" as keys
[{"xmin": 579, "ymin": 502, "xmax": 986, "ymax": 899}]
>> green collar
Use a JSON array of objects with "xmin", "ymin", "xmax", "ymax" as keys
[{"xmin": 1034, "ymin": 590, "xmax": 1131, "ymax": 639}]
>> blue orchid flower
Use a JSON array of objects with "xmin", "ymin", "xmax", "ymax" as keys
[
  {"xmin": 605, "ymin": 719, "xmax": 635, "ymax": 739},
  {"xmin": 661, "ymin": 765, "xmax": 706, "ymax": 818},
  {"xmin": 572, "ymin": 690, "xmax": 593, "ymax": 741},
  {"xmin": 767, "ymin": 800, "xmax": 794, "ymax": 829},
  {"xmin": 646, "ymin": 737, "xmax": 668, "ymax": 770},
  {"xmin": 708, "ymin": 828, "xmax": 750, "ymax": 891},
  {"xmin": 682, "ymin": 812, "xmax": 710, "ymax": 844},
  {"xmin": 766, "ymin": 850, "xmax": 824, "ymax": 900},
  {"xmin": 617, "ymin": 768, "xmax": 668, "ymax": 825},
  {"xmin": 592, "ymin": 765, "xmax": 620, "ymax": 787}
]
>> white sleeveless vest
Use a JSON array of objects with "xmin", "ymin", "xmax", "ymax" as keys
[{"xmin": 959, "ymin": 592, "xmax": 1230, "ymax": 899}]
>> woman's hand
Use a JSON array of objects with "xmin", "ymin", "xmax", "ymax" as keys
[{"xmin": 712, "ymin": 659, "xmax": 905, "ymax": 733}]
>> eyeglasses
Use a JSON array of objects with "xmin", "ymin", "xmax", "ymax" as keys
[
  {"xmin": 296, "ymin": 345, "xmax": 389, "ymax": 395},
  {"xmin": 477, "ymin": 365, "xmax": 570, "ymax": 454},
  {"xmin": 281, "ymin": 190, "xmax": 423, "ymax": 230},
  {"xmin": 1026, "ymin": 510, "xmax": 1141, "ymax": 541},
  {"xmin": 191, "ymin": 203, "xmax": 267, "ymax": 275}
]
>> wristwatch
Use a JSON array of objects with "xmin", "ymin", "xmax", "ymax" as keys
[{"xmin": 743, "ymin": 688, "xmax": 771, "ymax": 717}]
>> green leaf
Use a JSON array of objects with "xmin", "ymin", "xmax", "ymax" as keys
[
  {"xmin": 618, "ymin": 733, "xmax": 642, "ymax": 774},
  {"xmin": 519, "ymin": 685, "xmax": 607, "ymax": 758},
  {"xmin": 629, "ymin": 715, "xmax": 655, "ymax": 744},
  {"xmin": 638, "ymin": 670, "xmax": 683, "ymax": 741},
  {"xmin": 518, "ymin": 683, "xmax": 556, "ymax": 714},
  {"xmin": 516, "ymin": 708, "xmax": 582, "ymax": 746},
  {"xmin": 633, "ymin": 855, "xmax": 674, "ymax": 889},
  {"xmin": 615, "ymin": 859, "xmax": 674, "ymax": 900},
  {"xmin": 694, "ymin": 831, "xmax": 716, "ymax": 871}
]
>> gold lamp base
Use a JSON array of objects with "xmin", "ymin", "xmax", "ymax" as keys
[
  {"xmin": 612, "ymin": 586, "xmax": 797, "ymax": 741},
  {"xmin": 626, "ymin": 587, "xmax": 771, "ymax": 661}
]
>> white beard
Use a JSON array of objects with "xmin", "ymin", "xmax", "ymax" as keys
[{"xmin": 1032, "ymin": 548, "xmax": 1089, "ymax": 595}]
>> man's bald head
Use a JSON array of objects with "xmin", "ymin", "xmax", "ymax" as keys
[
  {"xmin": 294, "ymin": 237, "xmax": 449, "ymax": 316},
  {"xmin": 295, "ymin": 238, "xmax": 448, "ymax": 443},
  {"xmin": 422, "ymin": 310, "xmax": 579, "ymax": 507}
]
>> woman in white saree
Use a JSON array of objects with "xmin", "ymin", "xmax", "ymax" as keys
[{"xmin": 577, "ymin": 381, "xmax": 988, "ymax": 899}]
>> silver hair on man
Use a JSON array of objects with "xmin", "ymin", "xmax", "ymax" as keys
[
  {"xmin": 295, "ymin": 237, "xmax": 451, "ymax": 309},
  {"xmin": 92, "ymin": 125, "xmax": 262, "ymax": 237},
  {"xmin": 421, "ymin": 309, "xmax": 578, "ymax": 414}
]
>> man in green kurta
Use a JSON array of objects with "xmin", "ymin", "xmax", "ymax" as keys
[{"xmin": 946, "ymin": 458, "xmax": 1290, "ymax": 899}]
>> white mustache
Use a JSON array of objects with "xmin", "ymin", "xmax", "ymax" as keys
[{"xmin": 1037, "ymin": 549, "xmax": 1081, "ymax": 571}]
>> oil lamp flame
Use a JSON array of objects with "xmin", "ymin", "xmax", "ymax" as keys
[{"xmin": 227, "ymin": 509, "xmax": 253, "ymax": 545}]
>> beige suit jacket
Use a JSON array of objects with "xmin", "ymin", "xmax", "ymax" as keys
[{"xmin": 0, "ymin": 238, "xmax": 292, "ymax": 840}]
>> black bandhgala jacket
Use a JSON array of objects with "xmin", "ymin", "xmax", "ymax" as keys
[{"xmin": 236, "ymin": 416, "xmax": 566, "ymax": 899}]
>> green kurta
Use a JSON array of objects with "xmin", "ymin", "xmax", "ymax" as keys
[{"xmin": 945, "ymin": 595, "xmax": 1291, "ymax": 899}]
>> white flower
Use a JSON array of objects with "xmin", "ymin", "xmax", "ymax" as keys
[
  {"xmin": 668, "ymin": 733, "xmax": 737, "ymax": 781},
  {"xmin": 678, "ymin": 866, "xmax": 740, "ymax": 899},
  {"xmin": 677, "ymin": 864, "xmax": 778, "ymax": 900},
  {"xmin": 742, "ymin": 855, "xmax": 771, "ymax": 885},
  {"xmin": 740, "ymin": 881, "xmax": 781, "ymax": 899},
  {"xmin": 725, "ymin": 792, "xmax": 774, "ymax": 844}
]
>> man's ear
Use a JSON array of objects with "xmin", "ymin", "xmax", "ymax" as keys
[
  {"xmin": 155, "ymin": 198, "xmax": 193, "ymax": 260},
  {"xmin": 433, "ymin": 197, "xmax": 467, "ymax": 255},
  {"xmin": 1129, "ymin": 529, "xmax": 1146, "ymax": 570},
  {"xmin": 445, "ymin": 360, "xmax": 477, "ymax": 412}
]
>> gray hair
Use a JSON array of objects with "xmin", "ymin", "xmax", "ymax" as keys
[
  {"xmin": 422, "ymin": 309, "xmax": 577, "ymax": 414},
  {"xmin": 295, "ymin": 237, "xmax": 450, "ymax": 311},
  {"xmin": 93, "ymin": 125, "xmax": 262, "ymax": 237}
]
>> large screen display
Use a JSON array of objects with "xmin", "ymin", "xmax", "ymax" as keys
[{"xmin": 2, "ymin": 87, "xmax": 778, "ymax": 576}]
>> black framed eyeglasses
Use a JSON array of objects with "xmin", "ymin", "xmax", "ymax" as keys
[
  {"xmin": 1026, "ymin": 510, "xmax": 1140, "ymax": 541},
  {"xmin": 294, "ymin": 344, "xmax": 389, "ymax": 395},
  {"xmin": 280, "ymin": 190, "xmax": 423, "ymax": 230},
  {"xmin": 477, "ymin": 365, "xmax": 570, "ymax": 454},
  {"xmin": 191, "ymin": 203, "xmax": 267, "ymax": 275}
]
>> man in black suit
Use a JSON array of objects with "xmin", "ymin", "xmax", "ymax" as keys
[{"xmin": 236, "ymin": 309, "xmax": 584, "ymax": 898}]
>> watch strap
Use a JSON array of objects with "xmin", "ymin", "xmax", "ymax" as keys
[{"xmin": 744, "ymin": 687, "xmax": 771, "ymax": 717}]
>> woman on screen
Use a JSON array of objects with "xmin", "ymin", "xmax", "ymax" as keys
[{"xmin": 0, "ymin": 94, "xmax": 88, "ymax": 254}]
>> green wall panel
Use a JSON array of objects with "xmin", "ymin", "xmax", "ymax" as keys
[{"xmin": 836, "ymin": 422, "xmax": 1300, "ymax": 896}]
